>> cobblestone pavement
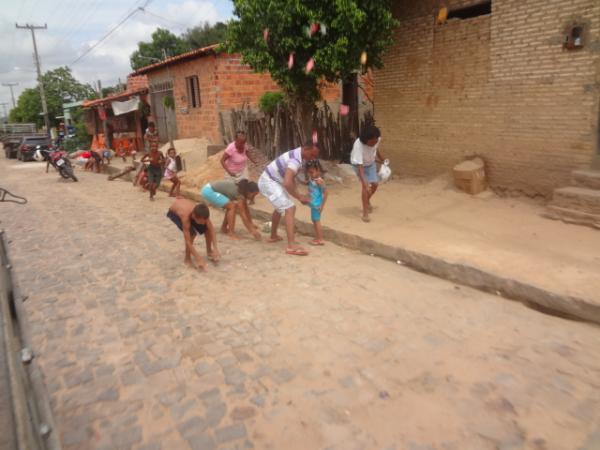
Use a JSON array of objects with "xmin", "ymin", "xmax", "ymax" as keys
[{"xmin": 1, "ymin": 159, "xmax": 600, "ymax": 450}]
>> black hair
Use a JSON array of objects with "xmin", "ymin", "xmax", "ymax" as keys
[
  {"xmin": 148, "ymin": 121, "xmax": 155, "ymax": 128},
  {"xmin": 359, "ymin": 126, "xmax": 381, "ymax": 145},
  {"xmin": 304, "ymin": 159, "xmax": 325, "ymax": 174},
  {"xmin": 235, "ymin": 130, "xmax": 247, "ymax": 137},
  {"xmin": 237, "ymin": 179, "xmax": 259, "ymax": 195},
  {"xmin": 192, "ymin": 203, "xmax": 210, "ymax": 219}
]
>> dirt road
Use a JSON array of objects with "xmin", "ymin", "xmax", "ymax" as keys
[{"xmin": 1, "ymin": 158, "xmax": 599, "ymax": 450}]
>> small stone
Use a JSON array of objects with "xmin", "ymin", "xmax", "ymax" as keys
[
  {"xmin": 187, "ymin": 433, "xmax": 217, "ymax": 450},
  {"xmin": 177, "ymin": 417, "xmax": 207, "ymax": 440},
  {"xmin": 253, "ymin": 344, "xmax": 272, "ymax": 357},
  {"xmin": 250, "ymin": 395, "xmax": 265, "ymax": 408},
  {"xmin": 215, "ymin": 423, "xmax": 247, "ymax": 443},
  {"xmin": 205, "ymin": 402, "xmax": 227, "ymax": 427},
  {"xmin": 195, "ymin": 361, "xmax": 219, "ymax": 377},
  {"xmin": 199, "ymin": 388, "xmax": 221, "ymax": 406},
  {"xmin": 97, "ymin": 387, "xmax": 119, "ymax": 402},
  {"xmin": 230, "ymin": 406, "xmax": 256, "ymax": 421}
]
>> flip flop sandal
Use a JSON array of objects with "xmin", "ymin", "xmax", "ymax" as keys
[
  {"xmin": 286, "ymin": 247, "xmax": 309, "ymax": 256},
  {"xmin": 309, "ymin": 239, "xmax": 325, "ymax": 246},
  {"xmin": 267, "ymin": 236, "xmax": 284, "ymax": 243}
]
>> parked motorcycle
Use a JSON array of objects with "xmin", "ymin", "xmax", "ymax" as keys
[{"xmin": 35, "ymin": 147, "xmax": 78, "ymax": 182}]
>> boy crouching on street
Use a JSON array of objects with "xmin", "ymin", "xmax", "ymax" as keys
[{"xmin": 167, "ymin": 198, "xmax": 220, "ymax": 271}]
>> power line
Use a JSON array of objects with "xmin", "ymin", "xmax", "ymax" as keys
[
  {"xmin": 139, "ymin": 8, "xmax": 189, "ymax": 30},
  {"xmin": 70, "ymin": 0, "xmax": 154, "ymax": 66},
  {"xmin": 70, "ymin": 9, "xmax": 141, "ymax": 65}
]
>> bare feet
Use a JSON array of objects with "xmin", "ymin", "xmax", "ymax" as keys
[
  {"xmin": 362, "ymin": 215, "xmax": 370, "ymax": 223},
  {"xmin": 226, "ymin": 233, "xmax": 240, "ymax": 240},
  {"xmin": 184, "ymin": 259, "xmax": 194, "ymax": 268},
  {"xmin": 310, "ymin": 239, "xmax": 325, "ymax": 246},
  {"xmin": 267, "ymin": 235, "xmax": 284, "ymax": 243},
  {"xmin": 367, "ymin": 204, "xmax": 373, "ymax": 213}
]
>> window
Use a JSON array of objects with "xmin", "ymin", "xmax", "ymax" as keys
[
  {"xmin": 447, "ymin": 1, "xmax": 491, "ymax": 20},
  {"xmin": 186, "ymin": 76, "xmax": 200, "ymax": 108}
]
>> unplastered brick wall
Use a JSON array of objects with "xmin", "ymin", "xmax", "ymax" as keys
[{"xmin": 375, "ymin": 0, "xmax": 600, "ymax": 196}]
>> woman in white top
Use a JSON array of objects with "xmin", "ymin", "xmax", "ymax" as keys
[{"xmin": 350, "ymin": 126, "xmax": 385, "ymax": 222}]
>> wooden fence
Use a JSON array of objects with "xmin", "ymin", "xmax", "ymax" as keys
[{"xmin": 221, "ymin": 103, "xmax": 374, "ymax": 162}]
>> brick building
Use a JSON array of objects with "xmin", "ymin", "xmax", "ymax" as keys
[
  {"xmin": 132, "ymin": 45, "xmax": 373, "ymax": 147},
  {"xmin": 375, "ymin": 0, "xmax": 600, "ymax": 196}
]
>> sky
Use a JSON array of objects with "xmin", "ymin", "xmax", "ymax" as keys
[{"xmin": 0, "ymin": 0, "xmax": 234, "ymax": 117}]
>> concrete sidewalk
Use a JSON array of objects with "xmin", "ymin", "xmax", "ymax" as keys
[
  {"xmin": 249, "ymin": 176, "xmax": 600, "ymax": 324},
  {"xmin": 102, "ymin": 162, "xmax": 600, "ymax": 324}
]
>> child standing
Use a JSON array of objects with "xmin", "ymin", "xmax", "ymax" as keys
[
  {"xmin": 306, "ymin": 160, "xmax": 328, "ymax": 246},
  {"xmin": 164, "ymin": 148, "xmax": 181, "ymax": 197}
]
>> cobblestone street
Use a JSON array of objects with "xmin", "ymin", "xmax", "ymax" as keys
[{"xmin": 2, "ymin": 159, "xmax": 600, "ymax": 450}]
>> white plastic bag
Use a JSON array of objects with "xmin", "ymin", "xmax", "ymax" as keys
[{"xmin": 378, "ymin": 159, "xmax": 392, "ymax": 183}]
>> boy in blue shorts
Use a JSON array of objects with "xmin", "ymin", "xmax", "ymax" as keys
[{"xmin": 306, "ymin": 160, "xmax": 328, "ymax": 245}]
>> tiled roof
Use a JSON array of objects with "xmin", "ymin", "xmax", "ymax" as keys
[{"xmin": 130, "ymin": 44, "xmax": 220, "ymax": 76}]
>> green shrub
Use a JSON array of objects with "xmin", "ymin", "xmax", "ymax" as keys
[{"xmin": 259, "ymin": 91, "xmax": 284, "ymax": 114}]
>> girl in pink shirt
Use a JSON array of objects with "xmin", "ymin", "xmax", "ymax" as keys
[{"xmin": 220, "ymin": 131, "xmax": 256, "ymax": 181}]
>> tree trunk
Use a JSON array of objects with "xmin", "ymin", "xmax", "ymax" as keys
[
  {"xmin": 341, "ymin": 73, "xmax": 359, "ymax": 162},
  {"xmin": 290, "ymin": 97, "xmax": 314, "ymax": 147}
]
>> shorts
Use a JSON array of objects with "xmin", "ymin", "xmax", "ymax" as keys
[
  {"xmin": 311, "ymin": 206, "xmax": 321, "ymax": 222},
  {"xmin": 201, "ymin": 184, "xmax": 231, "ymax": 208},
  {"xmin": 164, "ymin": 168, "xmax": 176, "ymax": 180},
  {"xmin": 166, "ymin": 210, "xmax": 206, "ymax": 236},
  {"xmin": 91, "ymin": 152, "xmax": 102, "ymax": 163},
  {"xmin": 353, "ymin": 164, "xmax": 378, "ymax": 184},
  {"xmin": 147, "ymin": 165, "xmax": 162, "ymax": 186},
  {"xmin": 258, "ymin": 172, "xmax": 294, "ymax": 213}
]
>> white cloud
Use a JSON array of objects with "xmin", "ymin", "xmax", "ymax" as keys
[{"xmin": 0, "ymin": 0, "xmax": 231, "ymax": 115}]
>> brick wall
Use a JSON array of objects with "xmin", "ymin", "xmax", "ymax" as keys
[{"xmin": 375, "ymin": 0, "xmax": 600, "ymax": 196}]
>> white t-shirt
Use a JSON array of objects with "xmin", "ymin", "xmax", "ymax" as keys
[
  {"xmin": 350, "ymin": 137, "xmax": 380, "ymax": 166},
  {"xmin": 264, "ymin": 147, "xmax": 303, "ymax": 183}
]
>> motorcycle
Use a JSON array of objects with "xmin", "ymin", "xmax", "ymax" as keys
[{"xmin": 35, "ymin": 147, "xmax": 78, "ymax": 182}]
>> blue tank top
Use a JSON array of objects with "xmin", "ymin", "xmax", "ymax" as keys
[{"xmin": 309, "ymin": 179, "xmax": 324, "ymax": 208}]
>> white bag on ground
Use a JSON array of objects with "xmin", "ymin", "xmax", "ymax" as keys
[{"xmin": 378, "ymin": 159, "xmax": 392, "ymax": 183}]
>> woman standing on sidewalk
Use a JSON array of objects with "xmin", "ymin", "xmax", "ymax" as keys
[
  {"xmin": 220, "ymin": 131, "xmax": 257, "ymax": 181},
  {"xmin": 351, "ymin": 126, "xmax": 386, "ymax": 222}
]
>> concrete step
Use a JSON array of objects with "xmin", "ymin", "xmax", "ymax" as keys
[
  {"xmin": 544, "ymin": 205, "xmax": 600, "ymax": 229},
  {"xmin": 551, "ymin": 186, "xmax": 600, "ymax": 215},
  {"xmin": 572, "ymin": 169, "xmax": 600, "ymax": 190}
]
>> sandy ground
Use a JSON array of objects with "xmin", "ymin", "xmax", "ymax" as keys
[
  {"xmin": 1, "ymin": 158, "xmax": 600, "ymax": 450},
  {"xmin": 252, "ymin": 173, "xmax": 600, "ymax": 303}
]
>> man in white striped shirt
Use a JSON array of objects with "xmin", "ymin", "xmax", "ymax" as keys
[{"xmin": 258, "ymin": 143, "xmax": 320, "ymax": 256}]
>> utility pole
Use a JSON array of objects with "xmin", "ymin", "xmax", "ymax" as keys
[
  {"xmin": 2, "ymin": 82, "xmax": 19, "ymax": 108},
  {"xmin": 0, "ymin": 103, "xmax": 8, "ymax": 122},
  {"xmin": 16, "ymin": 23, "xmax": 50, "ymax": 135}
]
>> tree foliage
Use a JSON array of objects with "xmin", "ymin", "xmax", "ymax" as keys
[
  {"xmin": 226, "ymin": 0, "xmax": 397, "ymax": 103},
  {"xmin": 9, "ymin": 66, "xmax": 96, "ymax": 126},
  {"xmin": 130, "ymin": 28, "xmax": 191, "ymax": 70},
  {"xmin": 183, "ymin": 22, "xmax": 229, "ymax": 48}
]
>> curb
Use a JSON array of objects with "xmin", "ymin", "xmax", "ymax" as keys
[{"xmin": 101, "ymin": 164, "xmax": 600, "ymax": 325}]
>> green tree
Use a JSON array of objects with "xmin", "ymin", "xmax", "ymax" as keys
[
  {"xmin": 184, "ymin": 21, "xmax": 229, "ymax": 48},
  {"xmin": 226, "ymin": 0, "xmax": 397, "ymax": 141},
  {"xmin": 9, "ymin": 67, "xmax": 95, "ymax": 127},
  {"xmin": 130, "ymin": 28, "xmax": 191, "ymax": 70}
]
